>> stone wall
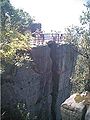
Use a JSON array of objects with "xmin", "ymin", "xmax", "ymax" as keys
[{"xmin": 1, "ymin": 43, "xmax": 77, "ymax": 120}]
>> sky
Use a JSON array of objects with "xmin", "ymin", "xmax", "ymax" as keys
[{"xmin": 10, "ymin": 0, "xmax": 87, "ymax": 33}]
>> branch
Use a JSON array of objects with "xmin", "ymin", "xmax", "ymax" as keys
[{"xmin": 71, "ymin": 44, "xmax": 89, "ymax": 59}]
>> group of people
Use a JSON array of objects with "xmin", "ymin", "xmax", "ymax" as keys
[
  {"xmin": 32, "ymin": 29, "xmax": 64, "ymax": 45},
  {"xmin": 32, "ymin": 29, "xmax": 44, "ymax": 40},
  {"xmin": 51, "ymin": 33, "xmax": 63, "ymax": 42}
]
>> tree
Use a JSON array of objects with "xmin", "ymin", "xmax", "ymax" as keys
[
  {"xmin": 0, "ymin": 0, "xmax": 33, "ymax": 73},
  {"xmin": 80, "ymin": 1, "xmax": 90, "ymax": 91},
  {"xmin": 64, "ymin": 1, "xmax": 90, "ymax": 92},
  {"xmin": 1, "ymin": 0, "xmax": 33, "ymax": 33}
]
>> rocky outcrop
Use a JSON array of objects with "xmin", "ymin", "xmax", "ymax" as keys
[
  {"xmin": 2, "ymin": 46, "xmax": 52, "ymax": 120},
  {"xmin": 1, "ymin": 43, "xmax": 77, "ymax": 120},
  {"xmin": 48, "ymin": 42, "xmax": 77, "ymax": 120},
  {"xmin": 61, "ymin": 92, "xmax": 90, "ymax": 120}
]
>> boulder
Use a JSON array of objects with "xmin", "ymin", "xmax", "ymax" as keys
[{"xmin": 61, "ymin": 93, "xmax": 85, "ymax": 120}]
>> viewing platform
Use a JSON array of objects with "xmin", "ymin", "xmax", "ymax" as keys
[{"xmin": 30, "ymin": 32, "xmax": 65, "ymax": 47}]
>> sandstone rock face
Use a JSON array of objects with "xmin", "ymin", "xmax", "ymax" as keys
[
  {"xmin": 2, "ymin": 46, "xmax": 52, "ymax": 120},
  {"xmin": 49, "ymin": 43, "xmax": 77, "ymax": 120},
  {"xmin": 2, "ymin": 43, "xmax": 77, "ymax": 120},
  {"xmin": 61, "ymin": 93, "xmax": 85, "ymax": 120},
  {"xmin": 61, "ymin": 92, "xmax": 90, "ymax": 120}
]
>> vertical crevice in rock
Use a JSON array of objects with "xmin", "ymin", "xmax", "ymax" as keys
[
  {"xmin": 48, "ymin": 42, "xmax": 60, "ymax": 120},
  {"xmin": 48, "ymin": 42, "xmax": 78, "ymax": 120},
  {"xmin": 81, "ymin": 105, "xmax": 87, "ymax": 120}
]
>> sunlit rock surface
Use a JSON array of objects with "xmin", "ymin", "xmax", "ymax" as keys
[
  {"xmin": 61, "ymin": 93, "xmax": 85, "ymax": 120},
  {"xmin": 61, "ymin": 92, "xmax": 90, "ymax": 120}
]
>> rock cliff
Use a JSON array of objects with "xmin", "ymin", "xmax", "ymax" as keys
[{"xmin": 1, "ymin": 42, "xmax": 77, "ymax": 120}]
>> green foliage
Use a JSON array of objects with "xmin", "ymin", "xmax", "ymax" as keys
[
  {"xmin": 0, "ymin": 0, "xmax": 33, "ymax": 73},
  {"xmin": 0, "ymin": 0, "xmax": 33, "ymax": 33},
  {"xmin": 65, "ymin": 2, "xmax": 90, "ymax": 93},
  {"xmin": 74, "ymin": 92, "xmax": 90, "ymax": 105},
  {"xmin": 1, "ymin": 103, "xmax": 31, "ymax": 120},
  {"xmin": 64, "ymin": 25, "xmax": 84, "ymax": 45},
  {"xmin": 17, "ymin": 103, "xmax": 31, "ymax": 120},
  {"xmin": 1, "ymin": 30, "xmax": 30, "ymax": 62},
  {"xmin": 80, "ymin": 1, "xmax": 90, "ymax": 25},
  {"xmin": 71, "ymin": 55, "xmax": 88, "ymax": 93}
]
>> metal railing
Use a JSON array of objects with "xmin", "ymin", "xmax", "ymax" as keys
[{"xmin": 30, "ymin": 33, "xmax": 64, "ymax": 46}]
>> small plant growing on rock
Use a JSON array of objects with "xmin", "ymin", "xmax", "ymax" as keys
[{"xmin": 74, "ymin": 92, "xmax": 90, "ymax": 105}]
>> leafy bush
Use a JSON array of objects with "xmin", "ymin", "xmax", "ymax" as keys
[
  {"xmin": 0, "ymin": 29, "xmax": 33, "ymax": 74},
  {"xmin": 1, "ymin": 103, "xmax": 31, "ymax": 120}
]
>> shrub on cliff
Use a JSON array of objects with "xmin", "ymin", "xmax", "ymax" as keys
[
  {"xmin": 64, "ymin": 1, "xmax": 90, "ymax": 93},
  {"xmin": 0, "ymin": 0, "xmax": 33, "ymax": 73}
]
